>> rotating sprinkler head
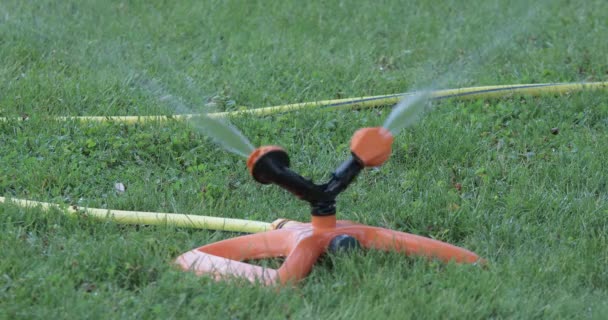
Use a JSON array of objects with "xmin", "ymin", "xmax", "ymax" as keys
[{"xmin": 244, "ymin": 127, "xmax": 394, "ymax": 215}]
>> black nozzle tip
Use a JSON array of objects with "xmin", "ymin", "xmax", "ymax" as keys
[{"xmin": 251, "ymin": 149, "xmax": 290, "ymax": 184}]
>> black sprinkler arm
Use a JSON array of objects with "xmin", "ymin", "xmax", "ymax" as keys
[{"xmin": 248, "ymin": 148, "xmax": 364, "ymax": 216}]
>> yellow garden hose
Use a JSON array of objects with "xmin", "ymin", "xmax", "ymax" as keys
[
  {"xmin": 1, "ymin": 82, "xmax": 605, "ymax": 123},
  {"xmin": 0, "ymin": 196, "xmax": 270, "ymax": 233},
  {"xmin": 31, "ymin": 81, "xmax": 608, "ymax": 123}
]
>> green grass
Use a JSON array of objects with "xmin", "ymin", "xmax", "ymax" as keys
[{"xmin": 1, "ymin": 0, "xmax": 608, "ymax": 318}]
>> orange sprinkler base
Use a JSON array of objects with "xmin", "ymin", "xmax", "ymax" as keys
[{"xmin": 176, "ymin": 215, "xmax": 483, "ymax": 285}]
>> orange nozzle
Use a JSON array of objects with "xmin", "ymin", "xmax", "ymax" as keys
[{"xmin": 350, "ymin": 127, "xmax": 394, "ymax": 167}]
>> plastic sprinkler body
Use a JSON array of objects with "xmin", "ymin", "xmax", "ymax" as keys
[{"xmin": 176, "ymin": 127, "xmax": 484, "ymax": 285}]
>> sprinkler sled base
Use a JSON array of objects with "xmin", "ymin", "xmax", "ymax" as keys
[{"xmin": 176, "ymin": 215, "xmax": 483, "ymax": 285}]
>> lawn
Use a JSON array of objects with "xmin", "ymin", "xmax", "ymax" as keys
[{"xmin": 1, "ymin": 0, "xmax": 607, "ymax": 318}]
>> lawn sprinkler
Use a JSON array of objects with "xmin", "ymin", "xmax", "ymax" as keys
[{"xmin": 176, "ymin": 126, "xmax": 483, "ymax": 285}]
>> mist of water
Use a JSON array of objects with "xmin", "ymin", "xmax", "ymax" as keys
[
  {"xmin": 3, "ymin": 0, "xmax": 559, "ymax": 152},
  {"xmin": 382, "ymin": 0, "xmax": 553, "ymax": 136},
  {"xmin": 187, "ymin": 114, "xmax": 255, "ymax": 158},
  {"xmin": 382, "ymin": 91, "xmax": 429, "ymax": 136},
  {"xmin": 140, "ymin": 77, "xmax": 255, "ymax": 158}
]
